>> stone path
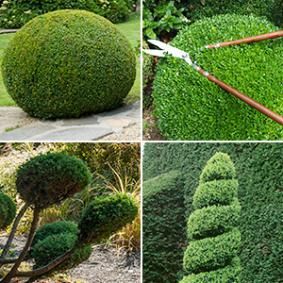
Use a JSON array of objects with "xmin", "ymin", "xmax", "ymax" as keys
[{"xmin": 0, "ymin": 102, "xmax": 140, "ymax": 141}]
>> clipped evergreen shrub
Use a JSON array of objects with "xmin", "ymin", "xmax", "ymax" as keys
[
  {"xmin": 32, "ymin": 221, "xmax": 79, "ymax": 248},
  {"xmin": 79, "ymin": 193, "xmax": 138, "ymax": 243},
  {"xmin": 152, "ymin": 14, "xmax": 283, "ymax": 140},
  {"xmin": 16, "ymin": 152, "xmax": 92, "ymax": 209},
  {"xmin": 143, "ymin": 171, "xmax": 186, "ymax": 283},
  {"xmin": 143, "ymin": 143, "xmax": 283, "ymax": 282},
  {"xmin": 180, "ymin": 152, "xmax": 242, "ymax": 282},
  {"xmin": 188, "ymin": 0, "xmax": 283, "ymax": 27},
  {"xmin": 92, "ymin": 0, "xmax": 132, "ymax": 23},
  {"xmin": 0, "ymin": 0, "xmax": 96, "ymax": 28},
  {"xmin": 2, "ymin": 10, "xmax": 136, "ymax": 119},
  {"xmin": 31, "ymin": 233, "xmax": 77, "ymax": 268},
  {"xmin": 0, "ymin": 191, "xmax": 16, "ymax": 229}
]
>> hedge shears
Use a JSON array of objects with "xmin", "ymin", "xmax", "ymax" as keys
[{"xmin": 144, "ymin": 30, "xmax": 283, "ymax": 125}]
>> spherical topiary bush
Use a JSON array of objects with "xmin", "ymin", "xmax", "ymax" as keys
[
  {"xmin": 2, "ymin": 10, "xmax": 136, "ymax": 119},
  {"xmin": 0, "ymin": 192, "xmax": 16, "ymax": 229},
  {"xmin": 32, "ymin": 221, "xmax": 79, "ymax": 248},
  {"xmin": 179, "ymin": 152, "xmax": 242, "ymax": 283},
  {"xmin": 153, "ymin": 14, "xmax": 283, "ymax": 140},
  {"xmin": 16, "ymin": 152, "xmax": 92, "ymax": 209},
  {"xmin": 79, "ymin": 193, "xmax": 138, "ymax": 243}
]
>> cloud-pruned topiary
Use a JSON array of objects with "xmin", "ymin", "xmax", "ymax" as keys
[
  {"xmin": 16, "ymin": 152, "xmax": 92, "ymax": 209},
  {"xmin": 0, "ymin": 192, "xmax": 16, "ymax": 229},
  {"xmin": 152, "ymin": 14, "xmax": 283, "ymax": 140},
  {"xmin": 31, "ymin": 221, "xmax": 79, "ymax": 249},
  {"xmin": 2, "ymin": 10, "xmax": 136, "ymax": 119},
  {"xmin": 79, "ymin": 193, "xmax": 138, "ymax": 243},
  {"xmin": 180, "ymin": 152, "xmax": 241, "ymax": 283}
]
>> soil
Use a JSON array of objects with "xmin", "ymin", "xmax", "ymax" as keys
[
  {"xmin": 0, "ymin": 235, "xmax": 140, "ymax": 283},
  {"xmin": 143, "ymin": 109, "xmax": 163, "ymax": 140}
]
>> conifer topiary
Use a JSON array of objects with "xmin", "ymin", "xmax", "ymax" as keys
[
  {"xmin": 0, "ymin": 192, "xmax": 16, "ymax": 229},
  {"xmin": 180, "ymin": 152, "xmax": 242, "ymax": 282},
  {"xmin": 2, "ymin": 10, "xmax": 136, "ymax": 119}
]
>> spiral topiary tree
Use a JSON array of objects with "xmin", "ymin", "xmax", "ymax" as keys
[
  {"xmin": 2, "ymin": 10, "xmax": 136, "ymax": 119},
  {"xmin": 0, "ymin": 152, "xmax": 138, "ymax": 282},
  {"xmin": 179, "ymin": 152, "xmax": 241, "ymax": 283}
]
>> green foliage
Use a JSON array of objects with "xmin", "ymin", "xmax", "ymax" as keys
[
  {"xmin": 92, "ymin": 0, "xmax": 132, "ymax": 24},
  {"xmin": 79, "ymin": 193, "xmax": 138, "ymax": 243},
  {"xmin": 2, "ymin": 10, "xmax": 136, "ymax": 119},
  {"xmin": 153, "ymin": 14, "xmax": 283, "ymax": 140},
  {"xmin": 31, "ymin": 233, "xmax": 77, "ymax": 268},
  {"xmin": 32, "ymin": 221, "xmax": 79, "ymax": 248},
  {"xmin": 16, "ymin": 152, "xmax": 92, "ymax": 209},
  {"xmin": 0, "ymin": 0, "xmax": 136, "ymax": 28},
  {"xmin": 143, "ymin": 171, "xmax": 186, "ymax": 283},
  {"xmin": 143, "ymin": 143, "xmax": 283, "ymax": 282},
  {"xmin": 0, "ymin": 191, "xmax": 16, "ymax": 229}
]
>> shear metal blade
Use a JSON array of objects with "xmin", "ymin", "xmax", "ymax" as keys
[{"xmin": 143, "ymin": 49, "xmax": 166, "ymax": 57}]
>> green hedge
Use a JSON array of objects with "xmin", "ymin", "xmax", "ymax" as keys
[
  {"xmin": 2, "ymin": 10, "xmax": 136, "ymax": 119},
  {"xmin": 0, "ymin": 0, "xmax": 133, "ymax": 28},
  {"xmin": 143, "ymin": 143, "xmax": 283, "ymax": 282},
  {"xmin": 0, "ymin": 191, "xmax": 16, "ymax": 229},
  {"xmin": 143, "ymin": 171, "xmax": 186, "ymax": 283},
  {"xmin": 152, "ymin": 14, "xmax": 283, "ymax": 140},
  {"xmin": 16, "ymin": 152, "xmax": 91, "ymax": 209},
  {"xmin": 79, "ymin": 193, "xmax": 138, "ymax": 244}
]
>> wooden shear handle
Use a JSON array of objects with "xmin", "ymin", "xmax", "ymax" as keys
[
  {"xmin": 206, "ymin": 30, "xmax": 283, "ymax": 48},
  {"xmin": 195, "ymin": 66, "xmax": 283, "ymax": 125}
]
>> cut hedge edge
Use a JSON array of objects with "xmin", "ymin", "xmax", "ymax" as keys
[
  {"xmin": 2, "ymin": 10, "xmax": 136, "ymax": 119},
  {"xmin": 153, "ymin": 14, "xmax": 283, "ymax": 140}
]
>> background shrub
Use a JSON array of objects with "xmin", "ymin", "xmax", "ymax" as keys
[
  {"xmin": 79, "ymin": 193, "xmax": 138, "ymax": 244},
  {"xmin": 2, "ymin": 10, "xmax": 136, "ymax": 119},
  {"xmin": 180, "ymin": 153, "xmax": 241, "ymax": 282},
  {"xmin": 143, "ymin": 171, "xmax": 186, "ymax": 283},
  {"xmin": 152, "ymin": 14, "xmax": 283, "ymax": 140},
  {"xmin": 16, "ymin": 152, "xmax": 92, "ymax": 209},
  {"xmin": 0, "ymin": 0, "xmax": 137, "ymax": 28},
  {"xmin": 0, "ymin": 191, "xmax": 16, "ymax": 229},
  {"xmin": 143, "ymin": 143, "xmax": 283, "ymax": 283}
]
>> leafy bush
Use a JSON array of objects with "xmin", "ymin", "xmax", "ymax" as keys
[
  {"xmin": 31, "ymin": 233, "xmax": 77, "ymax": 268},
  {"xmin": 152, "ymin": 14, "xmax": 283, "ymax": 140},
  {"xmin": 0, "ymin": 0, "xmax": 96, "ymax": 28},
  {"xmin": 143, "ymin": 143, "xmax": 283, "ymax": 282},
  {"xmin": 181, "ymin": 152, "xmax": 241, "ymax": 282},
  {"xmin": 0, "ymin": 191, "xmax": 16, "ymax": 229},
  {"xmin": 79, "ymin": 193, "xmax": 138, "ymax": 243},
  {"xmin": 16, "ymin": 152, "xmax": 92, "ymax": 209},
  {"xmin": 92, "ymin": 0, "xmax": 132, "ymax": 23},
  {"xmin": 2, "ymin": 10, "xmax": 136, "ymax": 119},
  {"xmin": 143, "ymin": 171, "xmax": 186, "ymax": 283},
  {"xmin": 32, "ymin": 221, "xmax": 79, "ymax": 248}
]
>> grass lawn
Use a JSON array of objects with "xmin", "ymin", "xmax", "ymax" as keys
[{"xmin": 0, "ymin": 13, "xmax": 140, "ymax": 107}]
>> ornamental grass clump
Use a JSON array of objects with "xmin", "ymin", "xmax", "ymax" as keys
[
  {"xmin": 0, "ymin": 152, "xmax": 138, "ymax": 282},
  {"xmin": 152, "ymin": 14, "xmax": 283, "ymax": 140},
  {"xmin": 2, "ymin": 10, "xmax": 136, "ymax": 119},
  {"xmin": 180, "ymin": 152, "xmax": 241, "ymax": 283}
]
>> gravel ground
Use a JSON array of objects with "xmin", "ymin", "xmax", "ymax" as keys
[
  {"xmin": 102, "ymin": 123, "xmax": 141, "ymax": 141},
  {"xmin": 0, "ymin": 236, "xmax": 140, "ymax": 283}
]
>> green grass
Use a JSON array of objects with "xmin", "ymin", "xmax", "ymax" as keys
[{"xmin": 0, "ymin": 13, "xmax": 140, "ymax": 107}]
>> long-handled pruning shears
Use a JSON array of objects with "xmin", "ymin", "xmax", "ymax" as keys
[{"xmin": 144, "ymin": 30, "xmax": 283, "ymax": 125}]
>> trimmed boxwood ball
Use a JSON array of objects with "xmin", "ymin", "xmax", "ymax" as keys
[
  {"xmin": 31, "ymin": 233, "xmax": 77, "ymax": 268},
  {"xmin": 32, "ymin": 221, "xmax": 79, "ymax": 249},
  {"xmin": 16, "ymin": 152, "xmax": 92, "ymax": 209},
  {"xmin": 2, "ymin": 10, "xmax": 136, "ymax": 119},
  {"xmin": 180, "ymin": 152, "xmax": 241, "ymax": 282},
  {"xmin": 0, "ymin": 192, "xmax": 16, "ymax": 229},
  {"xmin": 79, "ymin": 193, "xmax": 138, "ymax": 243},
  {"xmin": 153, "ymin": 14, "xmax": 283, "ymax": 140}
]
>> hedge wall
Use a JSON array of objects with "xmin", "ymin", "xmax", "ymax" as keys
[
  {"xmin": 143, "ymin": 171, "xmax": 186, "ymax": 283},
  {"xmin": 143, "ymin": 143, "xmax": 283, "ymax": 283}
]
